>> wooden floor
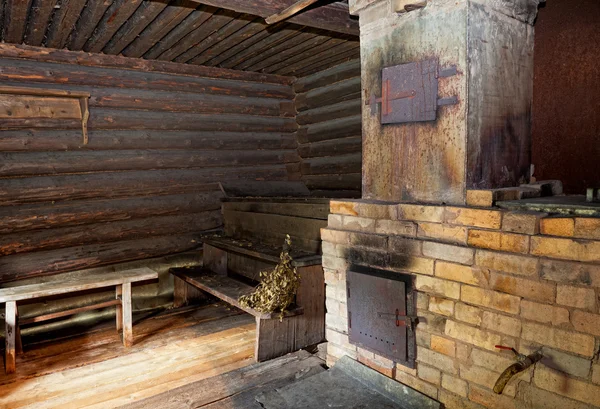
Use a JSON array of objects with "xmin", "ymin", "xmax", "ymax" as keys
[{"xmin": 0, "ymin": 303, "xmax": 258, "ymax": 409}]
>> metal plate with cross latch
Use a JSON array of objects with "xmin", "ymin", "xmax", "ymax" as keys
[
  {"xmin": 347, "ymin": 269, "xmax": 409, "ymax": 362},
  {"xmin": 377, "ymin": 310, "xmax": 419, "ymax": 331},
  {"xmin": 368, "ymin": 58, "xmax": 458, "ymax": 124}
]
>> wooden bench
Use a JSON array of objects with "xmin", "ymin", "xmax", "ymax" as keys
[
  {"xmin": 0, "ymin": 267, "xmax": 158, "ymax": 374},
  {"xmin": 171, "ymin": 197, "xmax": 328, "ymax": 362}
]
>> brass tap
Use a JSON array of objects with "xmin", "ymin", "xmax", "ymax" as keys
[{"xmin": 493, "ymin": 345, "xmax": 543, "ymax": 394}]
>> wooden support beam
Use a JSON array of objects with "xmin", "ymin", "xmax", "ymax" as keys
[
  {"xmin": 19, "ymin": 299, "xmax": 122, "ymax": 325},
  {"xmin": 122, "ymin": 282, "xmax": 133, "ymax": 347},
  {"xmin": 265, "ymin": 0, "xmax": 319, "ymax": 24},
  {"xmin": 15, "ymin": 307, "xmax": 22, "ymax": 355},
  {"xmin": 187, "ymin": 0, "xmax": 358, "ymax": 36},
  {"xmin": 5, "ymin": 301, "xmax": 16, "ymax": 374},
  {"xmin": 115, "ymin": 286, "xmax": 123, "ymax": 332}
]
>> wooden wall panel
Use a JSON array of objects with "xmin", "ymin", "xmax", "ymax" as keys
[
  {"xmin": 293, "ymin": 60, "xmax": 362, "ymax": 198},
  {"xmin": 0, "ymin": 45, "xmax": 299, "ymax": 283}
]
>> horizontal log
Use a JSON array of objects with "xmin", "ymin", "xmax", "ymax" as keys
[
  {"xmin": 223, "ymin": 210, "xmax": 324, "ymax": 253},
  {"xmin": 303, "ymin": 173, "xmax": 361, "ymax": 190},
  {"xmin": 220, "ymin": 181, "xmax": 309, "ymax": 197},
  {"xmin": 297, "ymin": 115, "xmax": 362, "ymax": 144},
  {"xmin": 0, "ymin": 58, "xmax": 294, "ymax": 99},
  {"xmin": 0, "ymin": 109, "xmax": 298, "ymax": 132},
  {"xmin": 20, "ymin": 299, "xmax": 123, "ymax": 325},
  {"xmin": 293, "ymin": 59, "xmax": 361, "ymax": 93},
  {"xmin": 298, "ymin": 136, "xmax": 362, "ymax": 158},
  {"xmin": 86, "ymin": 109, "xmax": 298, "ymax": 132},
  {"xmin": 0, "ymin": 211, "xmax": 222, "ymax": 256},
  {"xmin": 0, "ymin": 130, "xmax": 297, "ymax": 151},
  {"xmin": 0, "ymin": 86, "xmax": 90, "ymax": 98},
  {"xmin": 188, "ymin": 0, "xmax": 359, "ymax": 36},
  {"xmin": 300, "ymin": 153, "xmax": 362, "ymax": 175},
  {"xmin": 0, "ymin": 192, "xmax": 224, "ymax": 234},
  {"xmin": 296, "ymin": 98, "xmax": 361, "ymax": 125},
  {"xmin": 309, "ymin": 189, "xmax": 361, "ymax": 198},
  {"xmin": 0, "ymin": 234, "xmax": 205, "ymax": 283},
  {"xmin": 0, "ymin": 150, "xmax": 299, "ymax": 177},
  {"xmin": 0, "ymin": 166, "xmax": 288, "ymax": 206},
  {"xmin": 295, "ymin": 77, "xmax": 361, "ymax": 112},
  {"xmin": 10, "ymin": 81, "xmax": 294, "ymax": 117},
  {"xmin": 0, "ymin": 43, "xmax": 293, "ymax": 85},
  {"xmin": 222, "ymin": 201, "xmax": 329, "ymax": 220}
]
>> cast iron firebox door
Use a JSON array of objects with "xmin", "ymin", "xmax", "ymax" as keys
[{"xmin": 347, "ymin": 270, "xmax": 412, "ymax": 362}]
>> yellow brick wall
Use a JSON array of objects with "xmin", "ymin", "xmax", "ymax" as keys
[{"xmin": 323, "ymin": 200, "xmax": 600, "ymax": 409}]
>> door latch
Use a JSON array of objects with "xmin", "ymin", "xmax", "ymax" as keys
[{"xmin": 377, "ymin": 309, "xmax": 418, "ymax": 330}]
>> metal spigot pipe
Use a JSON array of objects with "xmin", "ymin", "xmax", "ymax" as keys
[{"xmin": 493, "ymin": 351, "xmax": 543, "ymax": 394}]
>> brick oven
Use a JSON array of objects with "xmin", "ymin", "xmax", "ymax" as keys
[{"xmin": 323, "ymin": 0, "xmax": 600, "ymax": 408}]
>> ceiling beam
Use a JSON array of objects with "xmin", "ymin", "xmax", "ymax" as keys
[{"xmin": 188, "ymin": 1, "xmax": 359, "ymax": 36}]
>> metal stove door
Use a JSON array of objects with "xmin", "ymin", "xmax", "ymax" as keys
[{"xmin": 347, "ymin": 270, "xmax": 407, "ymax": 362}]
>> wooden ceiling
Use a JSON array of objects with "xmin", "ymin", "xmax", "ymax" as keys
[{"xmin": 0, "ymin": 0, "xmax": 360, "ymax": 77}]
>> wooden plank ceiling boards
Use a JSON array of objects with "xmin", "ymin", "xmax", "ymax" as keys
[{"xmin": 0, "ymin": 0, "xmax": 359, "ymax": 77}]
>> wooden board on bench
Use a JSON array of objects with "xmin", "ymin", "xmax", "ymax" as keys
[
  {"xmin": 170, "ymin": 268, "xmax": 303, "ymax": 320},
  {"xmin": 0, "ymin": 268, "xmax": 157, "ymax": 302},
  {"xmin": 171, "ymin": 260, "xmax": 324, "ymax": 362},
  {"xmin": 0, "ymin": 267, "xmax": 158, "ymax": 374}
]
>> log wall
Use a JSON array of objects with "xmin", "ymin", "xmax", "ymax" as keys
[
  {"xmin": 293, "ymin": 60, "xmax": 362, "ymax": 198},
  {"xmin": 0, "ymin": 45, "xmax": 299, "ymax": 283}
]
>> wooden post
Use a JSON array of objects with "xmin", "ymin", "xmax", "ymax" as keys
[
  {"xmin": 115, "ymin": 284, "xmax": 123, "ymax": 332},
  {"xmin": 173, "ymin": 276, "xmax": 206, "ymax": 308},
  {"xmin": 122, "ymin": 282, "xmax": 133, "ymax": 347},
  {"xmin": 5, "ymin": 301, "xmax": 16, "ymax": 374},
  {"xmin": 15, "ymin": 306, "xmax": 22, "ymax": 355}
]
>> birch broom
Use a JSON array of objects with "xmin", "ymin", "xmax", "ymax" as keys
[{"xmin": 239, "ymin": 235, "xmax": 300, "ymax": 320}]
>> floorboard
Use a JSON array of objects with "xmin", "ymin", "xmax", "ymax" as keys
[
  {"xmin": 122, "ymin": 349, "xmax": 326, "ymax": 409},
  {"xmin": 0, "ymin": 302, "xmax": 256, "ymax": 409}
]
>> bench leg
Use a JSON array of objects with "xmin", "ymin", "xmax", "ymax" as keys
[
  {"xmin": 173, "ymin": 277, "xmax": 206, "ymax": 308},
  {"xmin": 5, "ymin": 301, "xmax": 16, "ymax": 374},
  {"xmin": 254, "ymin": 316, "xmax": 297, "ymax": 362},
  {"xmin": 15, "ymin": 307, "xmax": 22, "ymax": 356},
  {"xmin": 122, "ymin": 282, "xmax": 133, "ymax": 348},
  {"xmin": 115, "ymin": 285, "xmax": 123, "ymax": 332}
]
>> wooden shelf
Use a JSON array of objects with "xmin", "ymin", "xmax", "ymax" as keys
[{"xmin": 0, "ymin": 85, "xmax": 90, "ymax": 144}]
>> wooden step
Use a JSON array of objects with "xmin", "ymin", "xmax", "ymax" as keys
[{"xmin": 170, "ymin": 268, "xmax": 303, "ymax": 320}]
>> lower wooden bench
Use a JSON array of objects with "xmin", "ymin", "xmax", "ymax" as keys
[
  {"xmin": 0, "ymin": 267, "xmax": 158, "ymax": 374},
  {"xmin": 171, "ymin": 267, "xmax": 312, "ymax": 362}
]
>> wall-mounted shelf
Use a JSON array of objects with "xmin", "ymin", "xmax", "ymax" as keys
[{"xmin": 0, "ymin": 86, "xmax": 91, "ymax": 144}]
